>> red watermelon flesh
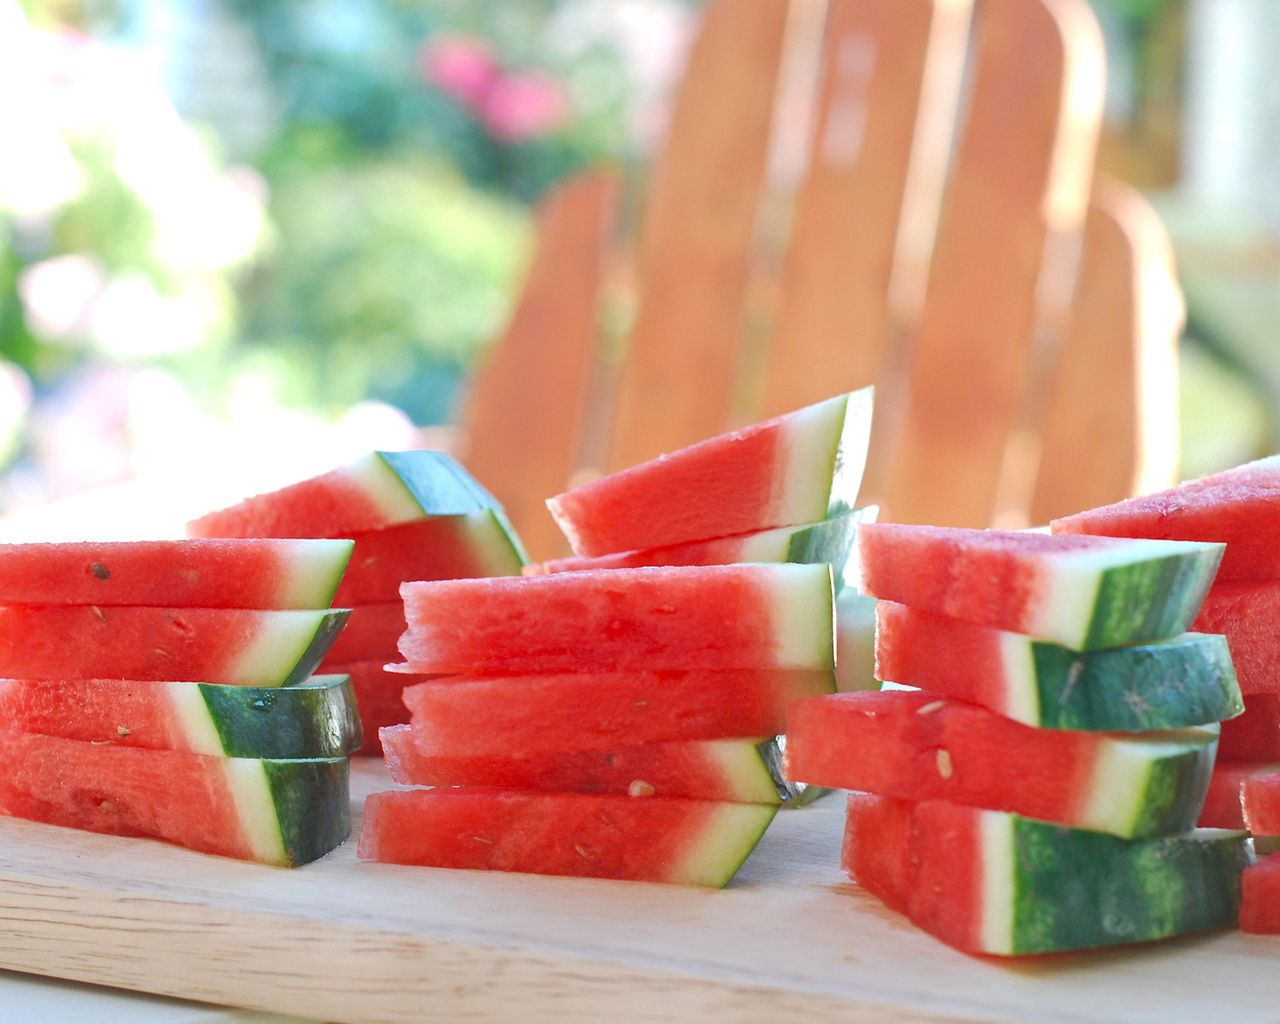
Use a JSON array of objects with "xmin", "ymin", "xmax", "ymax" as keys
[
  {"xmin": 319, "ymin": 601, "xmax": 405, "ymax": 666},
  {"xmin": 324, "ymin": 658, "xmax": 435, "ymax": 755},
  {"xmin": 1241, "ymin": 852, "xmax": 1280, "ymax": 933},
  {"xmin": 842, "ymin": 793, "xmax": 970, "ymax": 939},
  {"xmin": 1197, "ymin": 762, "xmax": 1280, "ymax": 829},
  {"xmin": 785, "ymin": 689, "xmax": 1216, "ymax": 838},
  {"xmin": 189, "ymin": 450, "xmax": 498, "ymax": 540},
  {"xmin": 1051, "ymin": 454, "xmax": 1280, "ymax": 583},
  {"xmin": 857, "ymin": 523, "xmax": 1221, "ymax": 650},
  {"xmin": 397, "ymin": 563, "xmax": 833, "ymax": 675},
  {"xmin": 0, "ymin": 539, "xmax": 351, "ymax": 609},
  {"xmin": 402, "ymin": 669, "xmax": 834, "ymax": 758},
  {"xmin": 357, "ymin": 788, "xmax": 777, "ymax": 886},
  {"xmin": 380, "ymin": 725, "xmax": 782, "ymax": 803},
  {"xmin": 333, "ymin": 512, "xmax": 525, "ymax": 605},
  {"xmin": 1243, "ymin": 774, "xmax": 1280, "ymax": 835},
  {"xmin": 0, "ymin": 731, "xmax": 252, "ymax": 858},
  {"xmin": 1220, "ymin": 695, "xmax": 1280, "ymax": 760},
  {"xmin": 1193, "ymin": 581, "xmax": 1280, "ymax": 694},
  {"xmin": 0, "ymin": 605, "xmax": 345, "ymax": 686},
  {"xmin": 546, "ymin": 390, "xmax": 872, "ymax": 558}
]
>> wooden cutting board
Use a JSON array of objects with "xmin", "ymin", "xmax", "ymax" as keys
[{"xmin": 0, "ymin": 760, "xmax": 1276, "ymax": 1024}]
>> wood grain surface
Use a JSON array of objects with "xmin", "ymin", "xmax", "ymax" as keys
[{"xmin": 0, "ymin": 760, "xmax": 1277, "ymax": 1024}]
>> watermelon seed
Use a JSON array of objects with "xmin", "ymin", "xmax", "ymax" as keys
[
  {"xmin": 89, "ymin": 562, "xmax": 110, "ymax": 580},
  {"xmin": 574, "ymin": 844, "xmax": 595, "ymax": 860},
  {"xmin": 628, "ymin": 779, "xmax": 656, "ymax": 798},
  {"xmin": 91, "ymin": 606, "xmax": 106, "ymax": 622},
  {"xmin": 634, "ymin": 700, "xmax": 650, "ymax": 708},
  {"xmin": 116, "ymin": 725, "xmax": 130, "ymax": 737},
  {"xmin": 471, "ymin": 835, "xmax": 494, "ymax": 845},
  {"xmin": 916, "ymin": 700, "xmax": 945, "ymax": 716},
  {"xmin": 936, "ymin": 749, "xmax": 954, "ymax": 780}
]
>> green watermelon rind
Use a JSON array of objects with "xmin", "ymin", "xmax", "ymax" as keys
[
  {"xmin": 781, "ymin": 506, "xmax": 877, "ymax": 594},
  {"xmin": 375, "ymin": 451, "xmax": 501, "ymax": 518},
  {"xmin": 1077, "ymin": 727, "xmax": 1219, "ymax": 838},
  {"xmin": 997, "ymin": 816, "xmax": 1248, "ymax": 955},
  {"xmin": 1076, "ymin": 544, "xmax": 1225, "ymax": 650},
  {"xmin": 260, "ymin": 757, "xmax": 352, "ymax": 867},
  {"xmin": 1023, "ymin": 632, "xmax": 1242, "ymax": 732},
  {"xmin": 197, "ymin": 675, "xmax": 363, "ymax": 758}
]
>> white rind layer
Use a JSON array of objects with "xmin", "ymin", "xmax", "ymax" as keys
[
  {"xmin": 350, "ymin": 453, "xmax": 427, "ymax": 524},
  {"xmin": 769, "ymin": 564, "xmax": 836, "ymax": 669},
  {"xmin": 1078, "ymin": 727, "xmax": 1218, "ymax": 836},
  {"xmin": 736, "ymin": 526, "xmax": 800, "ymax": 562},
  {"xmin": 773, "ymin": 395, "xmax": 849, "ymax": 526},
  {"xmin": 997, "ymin": 631, "xmax": 1041, "ymax": 725},
  {"xmin": 234, "ymin": 611, "xmax": 331, "ymax": 686},
  {"xmin": 702, "ymin": 738, "xmax": 782, "ymax": 804},
  {"xmin": 168, "ymin": 683, "xmax": 225, "ymax": 756},
  {"xmin": 979, "ymin": 810, "xmax": 1016, "ymax": 956},
  {"xmin": 1033, "ymin": 538, "xmax": 1216, "ymax": 649},
  {"xmin": 674, "ymin": 802, "xmax": 778, "ymax": 887},
  {"xmin": 835, "ymin": 591, "xmax": 878, "ymax": 693},
  {"xmin": 222, "ymin": 758, "xmax": 286, "ymax": 866},
  {"xmin": 280, "ymin": 540, "xmax": 355, "ymax": 609}
]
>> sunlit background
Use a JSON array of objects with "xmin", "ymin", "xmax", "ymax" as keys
[{"xmin": 0, "ymin": 0, "xmax": 1276, "ymax": 537}]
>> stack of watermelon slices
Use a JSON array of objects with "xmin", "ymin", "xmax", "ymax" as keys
[
  {"xmin": 1052, "ymin": 455, "xmax": 1280, "ymax": 932},
  {"xmin": 358, "ymin": 391, "xmax": 880, "ymax": 885},
  {"xmin": 532, "ymin": 388, "xmax": 881, "ymax": 693},
  {"xmin": 786, "ymin": 523, "xmax": 1252, "ymax": 955},
  {"xmin": 0, "ymin": 538, "xmax": 360, "ymax": 865},
  {"xmin": 189, "ymin": 450, "xmax": 528, "ymax": 753}
]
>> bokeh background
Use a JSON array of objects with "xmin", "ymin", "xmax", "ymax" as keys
[{"xmin": 0, "ymin": 0, "xmax": 1276, "ymax": 533}]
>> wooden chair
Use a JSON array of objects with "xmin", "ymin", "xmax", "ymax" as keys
[{"xmin": 459, "ymin": 0, "xmax": 1184, "ymax": 558}]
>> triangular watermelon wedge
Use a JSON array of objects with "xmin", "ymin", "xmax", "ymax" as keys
[{"xmin": 547, "ymin": 389, "xmax": 873, "ymax": 558}]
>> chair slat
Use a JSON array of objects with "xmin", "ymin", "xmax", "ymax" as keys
[
  {"xmin": 764, "ymin": 0, "xmax": 972, "ymax": 416},
  {"xmin": 606, "ymin": 0, "xmax": 789, "ymax": 470},
  {"xmin": 461, "ymin": 170, "xmax": 617, "ymax": 560},
  {"xmin": 882, "ymin": 0, "xmax": 1105, "ymax": 526},
  {"xmin": 1030, "ymin": 179, "xmax": 1184, "ymax": 523}
]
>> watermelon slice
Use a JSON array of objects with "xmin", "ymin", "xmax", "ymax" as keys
[
  {"xmin": 188, "ymin": 450, "xmax": 499, "ymax": 540},
  {"xmin": 1221, "ymin": 695, "xmax": 1280, "ymax": 760},
  {"xmin": 874, "ymin": 602, "xmax": 1241, "ymax": 730},
  {"xmin": 0, "ymin": 731, "xmax": 349, "ymax": 865},
  {"xmin": 402, "ymin": 668, "xmax": 835, "ymax": 758},
  {"xmin": 0, "ymin": 539, "xmax": 352, "ymax": 610},
  {"xmin": 357, "ymin": 788, "xmax": 777, "ymax": 886},
  {"xmin": 547, "ymin": 389, "xmax": 873, "ymax": 558},
  {"xmin": 835, "ymin": 590, "xmax": 877, "ymax": 693},
  {"xmin": 843, "ymin": 793, "xmax": 1247, "ymax": 955},
  {"xmin": 0, "ymin": 675, "xmax": 362, "ymax": 758},
  {"xmin": 1051, "ymin": 454, "xmax": 1280, "ymax": 583},
  {"xmin": 1193, "ymin": 581, "xmax": 1280, "ymax": 695},
  {"xmin": 0, "ymin": 605, "xmax": 348, "ymax": 686},
  {"xmin": 534, "ymin": 508, "xmax": 875, "ymax": 592},
  {"xmin": 784, "ymin": 689, "xmax": 1218, "ymax": 838},
  {"xmin": 857, "ymin": 524, "xmax": 1222, "ymax": 650},
  {"xmin": 380, "ymin": 725, "xmax": 786, "ymax": 804},
  {"xmin": 397, "ymin": 563, "xmax": 834, "ymax": 675},
  {"xmin": 1243, "ymin": 773, "xmax": 1280, "ymax": 835},
  {"xmin": 1197, "ymin": 761, "xmax": 1280, "ymax": 829},
  {"xmin": 333, "ymin": 511, "xmax": 525, "ymax": 605},
  {"xmin": 319, "ymin": 601, "xmax": 405, "ymax": 666},
  {"xmin": 1241, "ymin": 851, "xmax": 1280, "ymax": 933}
]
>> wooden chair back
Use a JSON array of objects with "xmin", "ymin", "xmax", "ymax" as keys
[{"xmin": 460, "ymin": 0, "xmax": 1184, "ymax": 558}]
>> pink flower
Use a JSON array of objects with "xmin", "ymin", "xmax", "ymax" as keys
[
  {"xmin": 480, "ymin": 71, "xmax": 569, "ymax": 143},
  {"xmin": 419, "ymin": 35, "xmax": 499, "ymax": 110}
]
